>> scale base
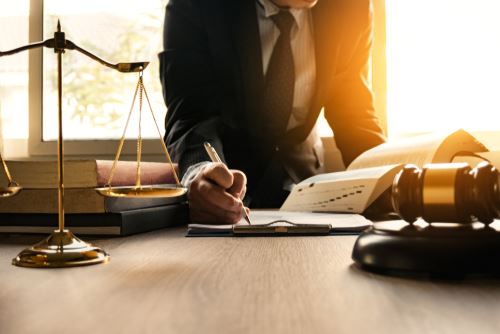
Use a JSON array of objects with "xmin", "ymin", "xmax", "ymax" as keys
[
  {"xmin": 12, "ymin": 229, "xmax": 109, "ymax": 268},
  {"xmin": 352, "ymin": 220, "xmax": 500, "ymax": 277}
]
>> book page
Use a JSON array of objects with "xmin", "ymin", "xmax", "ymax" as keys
[
  {"xmin": 453, "ymin": 151, "xmax": 500, "ymax": 170},
  {"xmin": 432, "ymin": 129, "xmax": 488, "ymax": 162},
  {"xmin": 297, "ymin": 165, "xmax": 401, "ymax": 184},
  {"xmin": 452, "ymin": 153, "xmax": 488, "ymax": 168},
  {"xmin": 280, "ymin": 165, "xmax": 402, "ymax": 213},
  {"xmin": 475, "ymin": 151, "xmax": 500, "ymax": 170},
  {"xmin": 244, "ymin": 210, "xmax": 369, "ymax": 229},
  {"xmin": 347, "ymin": 129, "xmax": 487, "ymax": 171}
]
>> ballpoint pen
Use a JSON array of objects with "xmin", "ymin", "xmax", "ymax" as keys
[{"xmin": 203, "ymin": 142, "xmax": 252, "ymax": 225}]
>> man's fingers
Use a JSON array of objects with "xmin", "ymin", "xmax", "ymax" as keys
[
  {"xmin": 187, "ymin": 164, "xmax": 248, "ymax": 224},
  {"xmin": 239, "ymin": 187, "xmax": 247, "ymax": 200},
  {"xmin": 227, "ymin": 170, "xmax": 247, "ymax": 199},
  {"xmin": 203, "ymin": 163, "xmax": 234, "ymax": 189},
  {"xmin": 190, "ymin": 178, "xmax": 241, "ymax": 212}
]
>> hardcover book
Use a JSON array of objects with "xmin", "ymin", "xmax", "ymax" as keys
[
  {"xmin": 0, "ymin": 159, "xmax": 177, "ymax": 189},
  {"xmin": 0, "ymin": 203, "xmax": 189, "ymax": 236}
]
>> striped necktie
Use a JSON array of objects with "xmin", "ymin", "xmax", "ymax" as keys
[{"xmin": 261, "ymin": 10, "xmax": 296, "ymax": 137}]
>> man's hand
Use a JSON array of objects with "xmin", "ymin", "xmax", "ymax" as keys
[{"xmin": 188, "ymin": 163, "xmax": 248, "ymax": 224}]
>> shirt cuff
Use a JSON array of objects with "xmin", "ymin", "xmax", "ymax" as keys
[{"xmin": 181, "ymin": 161, "xmax": 212, "ymax": 189}]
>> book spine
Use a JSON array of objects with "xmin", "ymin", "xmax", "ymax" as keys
[
  {"xmin": 120, "ymin": 203, "xmax": 188, "ymax": 236},
  {"xmin": 0, "ymin": 203, "xmax": 189, "ymax": 236},
  {"xmin": 95, "ymin": 160, "xmax": 178, "ymax": 187},
  {"xmin": 104, "ymin": 195, "xmax": 187, "ymax": 213},
  {"xmin": 0, "ymin": 188, "xmax": 106, "ymax": 213},
  {"xmin": 1, "ymin": 160, "xmax": 179, "ymax": 189}
]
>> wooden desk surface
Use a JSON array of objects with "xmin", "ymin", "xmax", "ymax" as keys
[{"xmin": 1, "ymin": 228, "xmax": 500, "ymax": 334}]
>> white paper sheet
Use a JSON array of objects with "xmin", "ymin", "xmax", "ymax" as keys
[{"xmin": 188, "ymin": 210, "xmax": 371, "ymax": 233}]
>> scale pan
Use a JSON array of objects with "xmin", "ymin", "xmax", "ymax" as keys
[
  {"xmin": 0, "ymin": 186, "xmax": 21, "ymax": 198},
  {"xmin": 96, "ymin": 184, "xmax": 187, "ymax": 198}
]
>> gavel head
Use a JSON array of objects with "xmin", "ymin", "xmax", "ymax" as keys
[{"xmin": 391, "ymin": 162, "xmax": 500, "ymax": 224}]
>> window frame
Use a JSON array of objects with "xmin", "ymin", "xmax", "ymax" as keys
[
  {"xmin": 28, "ymin": 0, "xmax": 164, "ymax": 158},
  {"xmin": 372, "ymin": 0, "xmax": 387, "ymax": 135}
]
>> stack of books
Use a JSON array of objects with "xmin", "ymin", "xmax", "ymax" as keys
[{"xmin": 0, "ymin": 160, "xmax": 188, "ymax": 235}]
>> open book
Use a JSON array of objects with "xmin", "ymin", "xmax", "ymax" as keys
[{"xmin": 281, "ymin": 129, "xmax": 489, "ymax": 213}]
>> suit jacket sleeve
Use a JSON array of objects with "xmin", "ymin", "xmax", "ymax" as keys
[
  {"xmin": 324, "ymin": 0, "xmax": 386, "ymax": 167},
  {"xmin": 159, "ymin": 0, "xmax": 227, "ymax": 177}
]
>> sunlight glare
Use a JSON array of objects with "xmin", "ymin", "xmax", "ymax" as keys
[{"xmin": 386, "ymin": 0, "xmax": 500, "ymax": 136}]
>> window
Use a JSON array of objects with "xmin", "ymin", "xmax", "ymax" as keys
[
  {"xmin": 0, "ymin": 1, "xmax": 29, "ymax": 142},
  {"xmin": 42, "ymin": 0, "xmax": 167, "ymax": 141},
  {"xmin": 0, "ymin": 0, "xmax": 168, "ymax": 157},
  {"xmin": 385, "ymin": 0, "xmax": 500, "ymax": 148}
]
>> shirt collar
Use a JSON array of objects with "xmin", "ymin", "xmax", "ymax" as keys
[{"xmin": 257, "ymin": 0, "xmax": 305, "ymax": 30}]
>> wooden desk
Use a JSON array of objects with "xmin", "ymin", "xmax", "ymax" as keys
[{"xmin": 1, "ymin": 228, "xmax": 500, "ymax": 334}]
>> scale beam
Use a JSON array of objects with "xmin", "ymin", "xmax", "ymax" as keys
[{"xmin": 0, "ymin": 40, "xmax": 149, "ymax": 73}]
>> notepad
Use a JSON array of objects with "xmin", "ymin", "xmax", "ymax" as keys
[{"xmin": 187, "ymin": 210, "xmax": 371, "ymax": 236}]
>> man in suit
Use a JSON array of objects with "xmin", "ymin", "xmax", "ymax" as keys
[{"xmin": 160, "ymin": 0, "xmax": 386, "ymax": 223}]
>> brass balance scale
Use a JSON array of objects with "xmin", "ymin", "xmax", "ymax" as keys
[{"xmin": 0, "ymin": 22, "xmax": 186, "ymax": 268}]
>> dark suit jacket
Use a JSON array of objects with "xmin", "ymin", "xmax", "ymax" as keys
[{"xmin": 159, "ymin": 0, "xmax": 386, "ymax": 207}]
